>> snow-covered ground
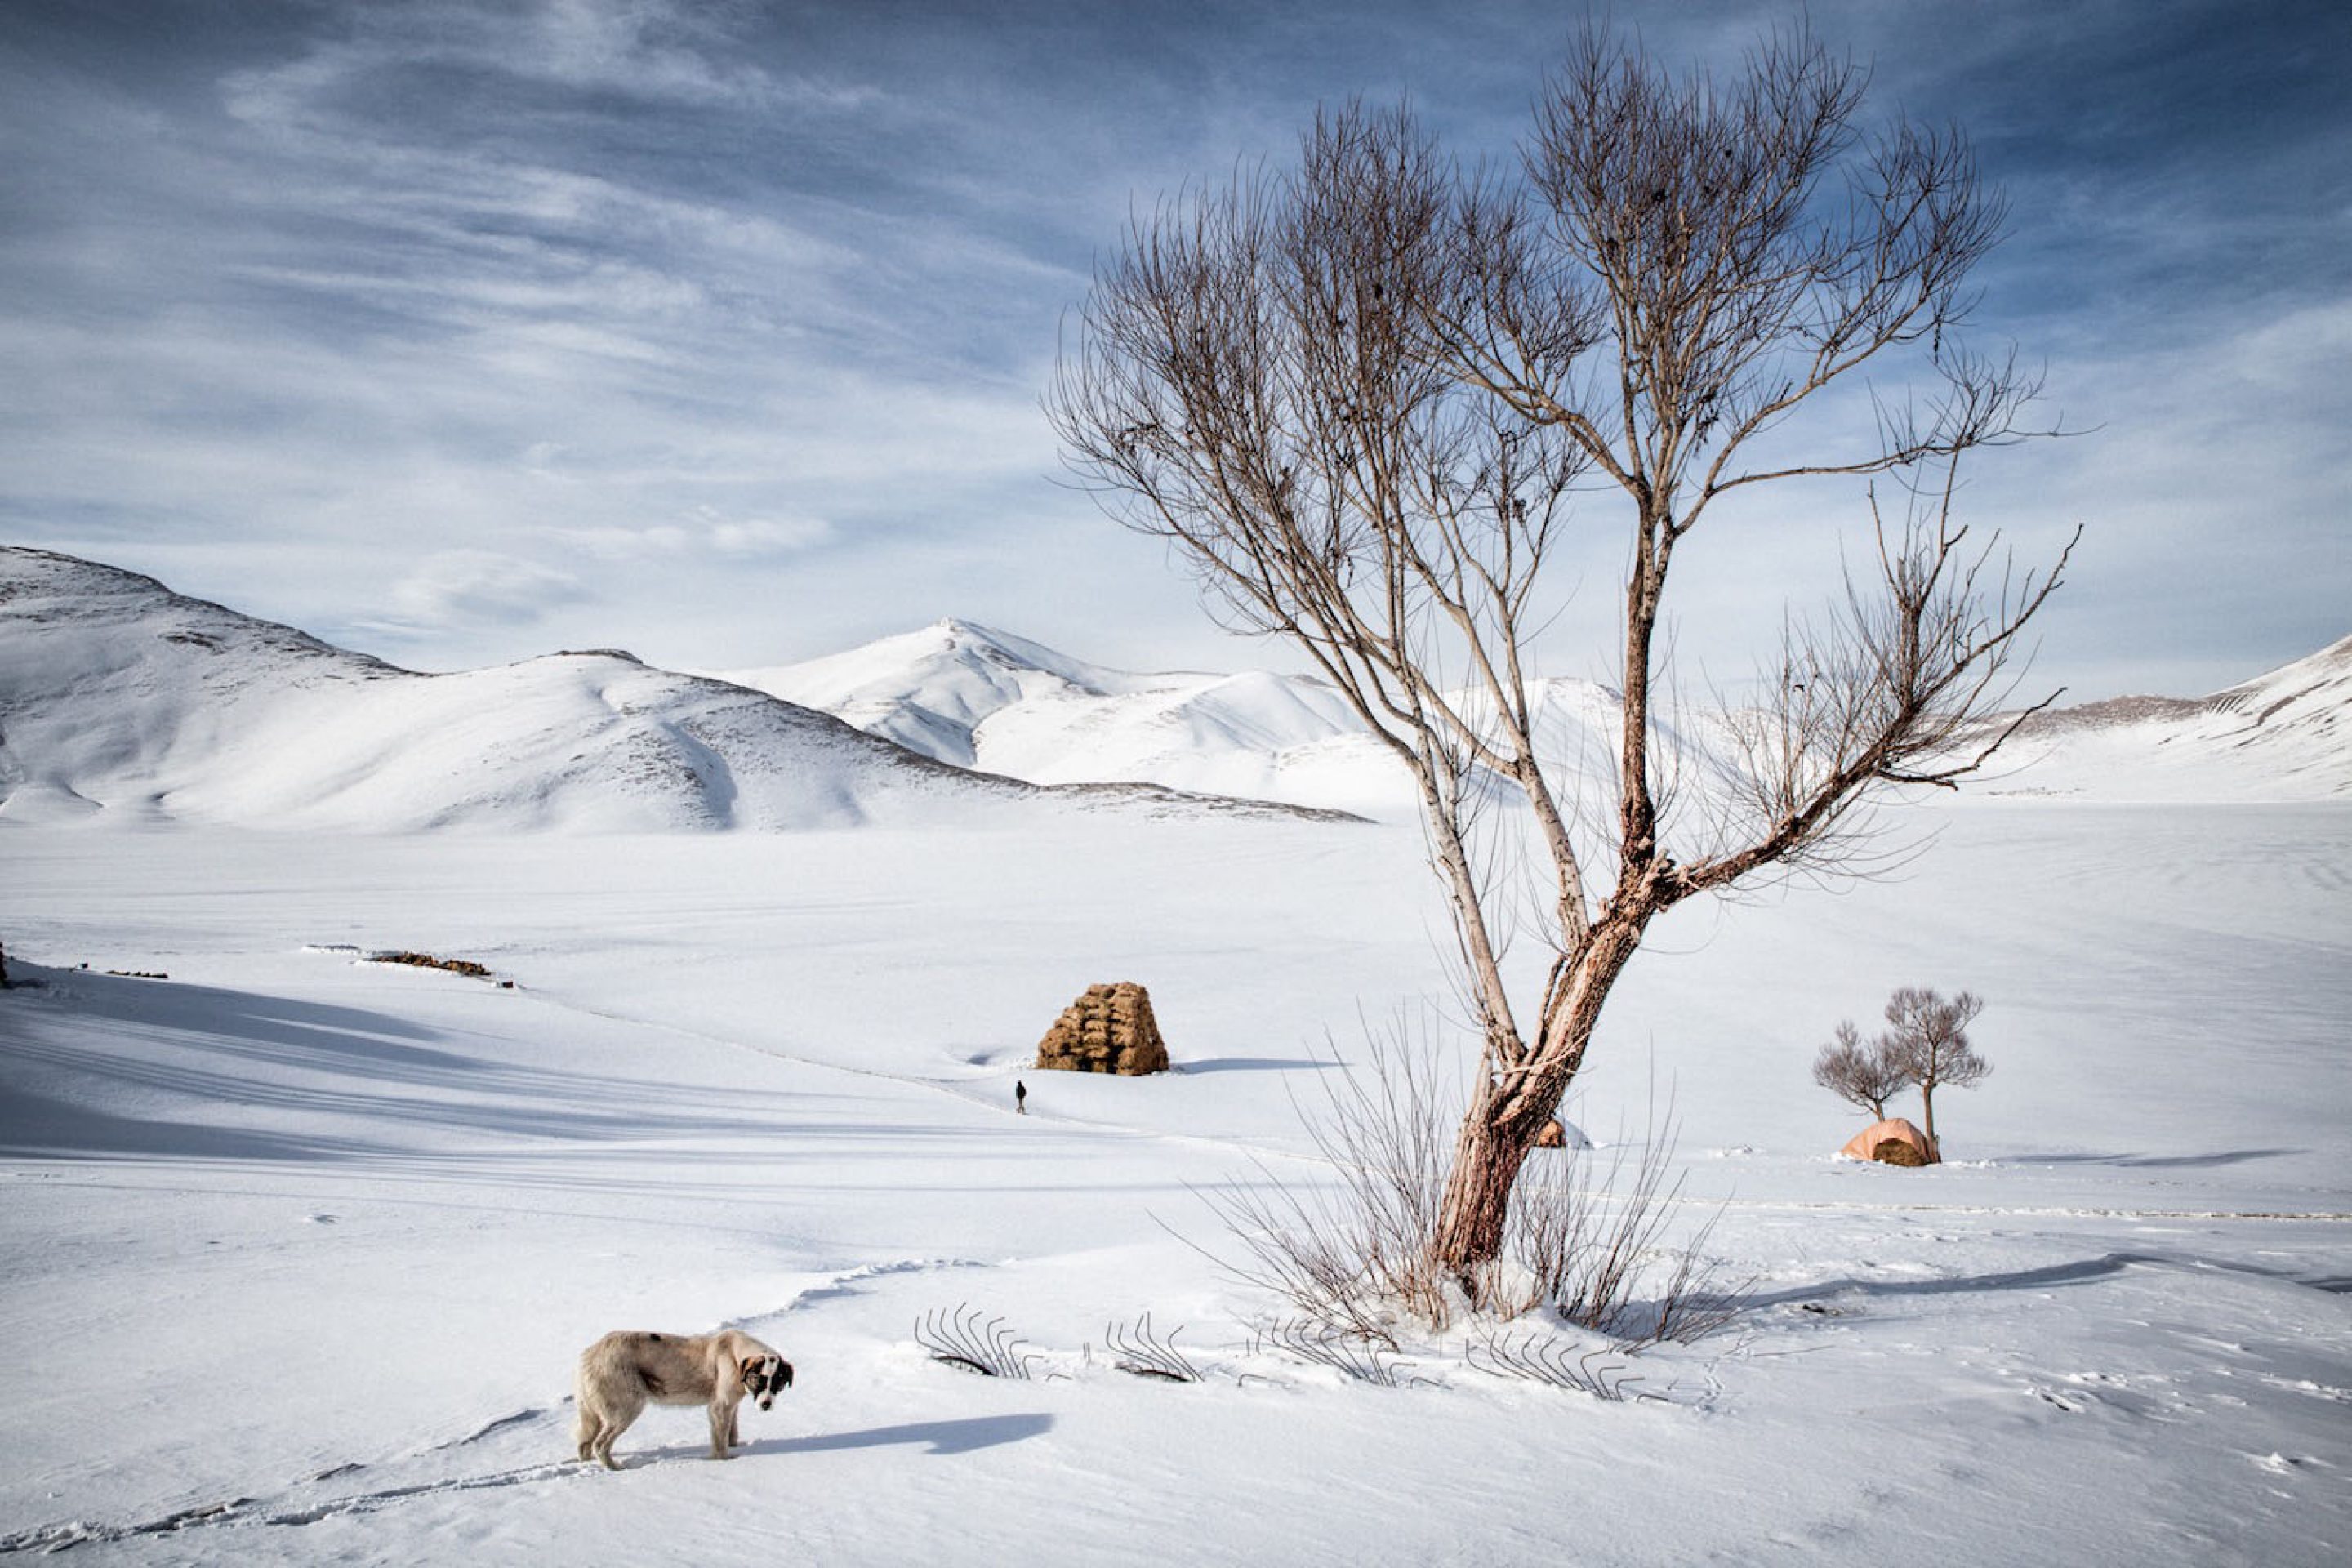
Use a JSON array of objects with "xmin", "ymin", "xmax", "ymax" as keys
[
  {"xmin": 2, "ymin": 800, "xmax": 2347, "ymax": 1565},
  {"xmin": 2, "ymin": 549, "xmax": 2348, "ymax": 1562}
]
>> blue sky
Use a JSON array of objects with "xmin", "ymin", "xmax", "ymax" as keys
[{"xmin": 2, "ymin": 0, "xmax": 2344, "ymax": 699}]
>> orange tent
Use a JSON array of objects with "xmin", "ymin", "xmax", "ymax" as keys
[{"xmin": 1839, "ymin": 1116, "xmax": 1938, "ymax": 1166}]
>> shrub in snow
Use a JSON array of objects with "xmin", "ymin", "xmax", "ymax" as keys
[
  {"xmin": 367, "ymin": 950, "xmax": 493, "ymax": 978},
  {"xmin": 1104, "ymin": 1313, "xmax": 1201, "ymax": 1383},
  {"xmin": 915, "ymin": 1305, "xmax": 1039, "ymax": 1379},
  {"xmin": 1203, "ymin": 1010, "xmax": 1747, "ymax": 1347}
]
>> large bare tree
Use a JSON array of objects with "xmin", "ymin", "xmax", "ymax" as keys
[{"xmin": 1050, "ymin": 24, "xmax": 2074, "ymax": 1296}]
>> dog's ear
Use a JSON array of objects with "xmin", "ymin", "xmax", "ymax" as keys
[
  {"xmin": 738, "ymin": 1356, "xmax": 760, "ymax": 1383},
  {"xmin": 776, "ymin": 1359, "xmax": 794, "ymax": 1387}
]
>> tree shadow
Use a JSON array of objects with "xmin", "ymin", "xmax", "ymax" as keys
[
  {"xmin": 1759, "ymin": 1249, "xmax": 2352, "ymax": 1311},
  {"xmin": 1751, "ymin": 1254, "xmax": 2142, "ymax": 1309},
  {"xmin": 1179, "ymin": 1057, "xmax": 1339, "ymax": 1074},
  {"xmin": 2006, "ymin": 1149, "xmax": 2303, "ymax": 1169}
]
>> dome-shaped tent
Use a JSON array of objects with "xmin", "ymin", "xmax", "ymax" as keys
[{"xmin": 1838, "ymin": 1116, "xmax": 1938, "ymax": 1166}]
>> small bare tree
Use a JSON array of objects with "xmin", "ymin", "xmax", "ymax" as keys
[
  {"xmin": 1811, "ymin": 1019, "xmax": 1910, "ymax": 1119},
  {"xmin": 1053, "ymin": 21, "xmax": 2072, "ymax": 1298},
  {"xmin": 1881, "ymin": 986, "xmax": 1989, "ymax": 1152}
]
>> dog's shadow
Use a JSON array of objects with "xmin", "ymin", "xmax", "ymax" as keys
[{"xmin": 741, "ymin": 1414, "xmax": 1054, "ymax": 1459}]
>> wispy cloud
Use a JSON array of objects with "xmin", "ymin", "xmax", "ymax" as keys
[
  {"xmin": 1, "ymin": 0, "xmax": 2344, "ymax": 693},
  {"xmin": 385, "ymin": 549, "xmax": 587, "ymax": 631}
]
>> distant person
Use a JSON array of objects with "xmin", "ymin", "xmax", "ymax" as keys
[{"xmin": 1015, "ymin": 1080, "xmax": 1027, "ymax": 1115}]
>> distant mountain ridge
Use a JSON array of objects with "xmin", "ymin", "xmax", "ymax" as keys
[
  {"xmin": 717, "ymin": 619, "xmax": 1430, "ymax": 816},
  {"xmin": 1984, "ymin": 635, "xmax": 2352, "ymax": 800},
  {"xmin": 5, "ymin": 547, "xmax": 2341, "ymax": 830},
  {"xmin": 0, "ymin": 549, "xmax": 1348, "ymax": 831},
  {"xmin": 713, "ymin": 619, "xmax": 1160, "ymax": 768},
  {"xmin": 725, "ymin": 618, "xmax": 2352, "ymax": 808}
]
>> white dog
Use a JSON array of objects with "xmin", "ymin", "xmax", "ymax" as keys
[{"xmin": 573, "ymin": 1328, "xmax": 793, "ymax": 1469}]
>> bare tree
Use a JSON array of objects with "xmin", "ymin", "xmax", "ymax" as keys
[
  {"xmin": 1051, "ymin": 22, "xmax": 2073, "ymax": 1299},
  {"xmin": 1811, "ymin": 1019, "xmax": 1910, "ymax": 1120},
  {"xmin": 1880, "ymin": 986, "xmax": 1989, "ymax": 1152}
]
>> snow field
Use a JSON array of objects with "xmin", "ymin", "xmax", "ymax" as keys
[{"xmin": 2, "ymin": 804, "xmax": 2347, "ymax": 1563}]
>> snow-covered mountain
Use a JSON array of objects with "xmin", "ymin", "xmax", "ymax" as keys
[
  {"xmin": 1984, "ymin": 635, "xmax": 2352, "ymax": 801},
  {"xmin": 715, "ymin": 619, "xmax": 1410, "ymax": 814},
  {"xmin": 0, "ymin": 550, "xmax": 1339, "ymax": 831},
  {"xmin": 9, "ymin": 546, "xmax": 2340, "ymax": 832},
  {"xmin": 715, "ymin": 620, "xmax": 1153, "ymax": 768},
  {"xmin": 725, "ymin": 618, "xmax": 2352, "ymax": 809}
]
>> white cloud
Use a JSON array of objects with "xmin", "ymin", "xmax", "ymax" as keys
[
  {"xmin": 706, "ymin": 514, "xmax": 835, "ymax": 556},
  {"xmin": 389, "ymin": 550, "xmax": 587, "ymax": 629}
]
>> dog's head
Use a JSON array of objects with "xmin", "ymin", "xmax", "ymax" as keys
[{"xmin": 740, "ymin": 1354, "xmax": 793, "ymax": 1411}]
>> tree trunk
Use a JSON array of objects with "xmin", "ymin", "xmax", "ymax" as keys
[
  {"xmin": 1430, "ymin": 1098, "xmax": 1544, "ymax": 1276},
  {"xmin": 1918, "ymin": 1084, "xmax": 1940, "ymax": 1161},
  {"xmin": 1430, "ymin": 908, "xmax": 1653, "ymax": 1288}
]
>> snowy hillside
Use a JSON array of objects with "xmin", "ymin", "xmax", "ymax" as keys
[
  {"xmin": 714, "ymin": 619, "xmax": 1162, "ymax": 767},
  {"xmin": 1984, "ymin": 635, "xmax": 2352, "ymax": 801},
  {"xmin": 0, "ymin": 550, "xmax": 1334, "ymax": 831},
  {"xmin": 717, "ymin": 621, "xmax": 1633, "ymax": 817},
  {"xmin": 729, "ymin": 619, "xmax": 2352, "ymax": 811},
  {"xmin": 716, "ymin": 617, "xmax": 1403, "ymax": 811}
]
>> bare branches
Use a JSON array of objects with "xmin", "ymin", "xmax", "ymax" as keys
[
  {"xmin": 1192, "ymin": 1011, "xmax": 1459, "ymax": 1338},
  {"xmin": 1690, "ymin": 478, "xmax": 2080, "ymax": 890},
  {"xmin": 1507, "ymin": 1100, "xmax": 1751, "ymax": 1348},
  {"xmin": 1053, "ymin": 18, "xmax": 2069, "ymax": 1288},
  {"xmin": 1812, "ymin": 1020, "xmax": 1908, "ymax": 1119},
  {"xmin": 915, "ymin": 1306, "xmax": 1039, "ymax": 1379},
  {"xmin": 1105, "ymin": 1313, "xmax": 1203, "ymax": 1383},
  {"xmin": 1249, "ymin": 1320, "xmax": 1431, "ymax": 1387},
  {"xmin": 1882, "ymin": 986, "xmax": 1990, "ymax": 1151},
  {"xmin": 1812, "ymin": 986, "xmax": 1993, "ymax": 1157},
  {"xmin": 1049, "ymin": 103, "xmax": 1596, "ymax": 1052},
  {"xmin": 1464, "ymin": 1327, "xmax": 1646, "ymax": 1400}
]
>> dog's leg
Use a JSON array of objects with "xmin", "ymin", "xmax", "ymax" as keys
[
  {"xmin": 727, "ymin": 1403, "xmax": 742, "ymax": 1449},
  {"xmin": 707, "ymin": 1395, "xmax": 739, "ymax": 1459},
  {"xmin": 574, "ymin": 1365, "xmax": 598, "ymax": 1462},
  {"xmin": 594, "ymin": 1388, "xmax": 644, "ymax": 1470}
]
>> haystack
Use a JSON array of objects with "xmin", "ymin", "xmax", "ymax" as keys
[
  {"xmin": 1839, "ymin": 1116, "xmax": 1938, "ymax": 1166},
  {"xmin": 1034, "ymin": 982, "xmax": 1170, "ymax": 1076},
  {"xmin": 1535, "ymin": 1118, "xmax": 1592, "ymax": 1151}
]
